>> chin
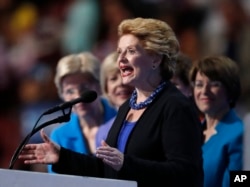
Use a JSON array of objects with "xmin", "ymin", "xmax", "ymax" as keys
[
  {"xmin": 122, "ymin": 77, "xmax": 133, "ymax": 85},
  {"xmin": 200, "ymin": 108, "xmax": 211, "ymax": 114},
  {"xmin": 75, "ymin": 110, "xmax": 88, "ymax": 117}
]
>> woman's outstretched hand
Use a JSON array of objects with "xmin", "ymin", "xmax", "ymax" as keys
[
  {"xmin": 96, "ymin": 140, "xmax": 124, "ymax": 171},
  {"xmin": 18, "ymin": 129, "xmax": 60, "ymax": 165}
]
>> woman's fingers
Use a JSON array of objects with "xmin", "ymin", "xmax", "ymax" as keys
[
  {"xmin": 24, "ymin": 160, "xmax": 37, "ymax": 164},
  {"xmin": 18, "ymin": 131, "xmax": 56, "ymax": 165},
  {"xmin": 101, "ymin": 140, "xmax": 109, "ymax": 147},
  {"xmin": 96, "ymin": 148, "xmax": 116, "ymax": 159},
  {"xmin": 22, "ymin": 144, "xmax": 37, "ymax": 150},
  {"xmin": 18, "ymin": 145, "xmax": 36, "ymax": 159},
  {"xmin": 40, "ymin": 129, "xmax": 50, "ymax": 143},
  {"xmin": 19, "ymin": 153, "xmax": 34, "ymax": 160},
  {"xmin": 19, "ymin": 151, "xmax": 39, "ymax": 164},
  {"xmin": 96, "ymin": 146, "xmax": 124, "ymax": 171}
]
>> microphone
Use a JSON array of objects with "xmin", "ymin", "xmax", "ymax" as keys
[
  {"xmin": 43, "ymin": 90, "xmax": 98, "ymax": 115},
  {"xmin": 8, "ymin": 114, "xmax": 71, "ymax": 169},
  {"xmin": 9, "ymin": 90, "xmax": 97, "ymax": 169}
]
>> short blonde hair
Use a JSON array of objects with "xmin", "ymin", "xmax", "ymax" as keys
[
  {"xmin": 100, "ymin": 51, "xmax": 119, "ymax": 96},
  {"xmin": 118, "ymin": 17, "xmax": 180, "ymax": 80},
  {"xmin": 54, "ymin": 52, "xmax": 100, "ymax": 95}
]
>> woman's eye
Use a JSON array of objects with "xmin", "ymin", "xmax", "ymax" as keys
[
  {"xmin": 108, "ymin": 76, "xmax": 118, "ymax": 82},
  {"xmin": 128, "ymin": 49, "xmax": 135, "ymax": 54},
  {"xmin": 193, "ymin": 82, "xmax": 203, "ymax": 88},
  {"xmin": 65, "ymin": 89, "xmax": 74, "ymax": 95}
]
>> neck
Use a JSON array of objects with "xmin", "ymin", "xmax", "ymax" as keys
[
  {"xmin": 135, "ymin": 79, "xmax": 163, "ymax": 102},
  {"xmin": 136, "ymin": 89, "xmax": 153, "ymax": 103},
  {"xmin": 79, "ymin": 101, "xmax": 103, "ymax": 129},
  {"xmin": 205, "ymin": 107, "xmax": 230, "ymax": 129},
  {"xmin": 129, "ymin": 81, "xmax": 167, "ymax": 110}
]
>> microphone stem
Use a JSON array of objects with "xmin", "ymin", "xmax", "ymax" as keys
[{"xmin": 8, "ymin": 114, "xmax": 70, "ymax": 169}]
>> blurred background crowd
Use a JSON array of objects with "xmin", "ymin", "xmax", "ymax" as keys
[{"xmin": 0, "ymin": 0, "xmax": 250, "ymax": 171}]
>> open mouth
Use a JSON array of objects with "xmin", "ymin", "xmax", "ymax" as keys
[{"xmin": 120, "ymin": 65, "xmax": 133, "ymax": 77}]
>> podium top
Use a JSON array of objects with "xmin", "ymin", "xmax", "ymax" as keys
[{"xmin": 0, "ymin": 169, "xmax": 137, "ymax": 187}]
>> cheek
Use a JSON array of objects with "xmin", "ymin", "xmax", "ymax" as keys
[
  {"xmin": 193, "ymin": 90, "xmax": 202, "ymax": 107},
  {"xmin": 89, "ymin": 85, "xmax": 100, "ymax": 94},
  {"xmin": 131, "ymin": 55, "xmax": 150, "ymax": 67},
  {"xmin": 217, "ymin": 88, "xmax": 227, "ymax": 96},
  {"xmin": 106, "ymin": 83, "xmax": 116, "ymax": 99},
  {"xmin": 193, "ymin": 89, "xmax": 200, "ymax": 99},
  {"xmin": 210, "ymin": 86, "xmax": 225, "ymax": 97},
  {"xmin": 215, "ymin": 89, "xmax": 229, "ymax": 104},
  {"xmin": 106, "ymin": 82, "xmax": 116, "ymax": 95},
  {"xmin": 107, "ymin": 91, "xmax": 117, "ymax": 103},
  {"xmin": 61, "ymin": 94, "xmax": 72, "ymax": 102}
]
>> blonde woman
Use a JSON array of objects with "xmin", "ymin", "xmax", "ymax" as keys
[
  {"xmin": 96, "ymin": 51, "xmax": 134, "ymax": 147},
  {"xmin": 19, "ymin": 18, "xmax": 203, "ymax": 187},
  {"xmin": 48, "ymin": 52, "xmax": 117, "ymax": 173}
]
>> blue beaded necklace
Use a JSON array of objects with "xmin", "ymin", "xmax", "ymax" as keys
[{"xmin": 129, "ymin": 81, "xmax": 167, "ymax": 110}]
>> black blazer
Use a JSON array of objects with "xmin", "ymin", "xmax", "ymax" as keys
[{"xmin": 53, "ymin": 82, "xmax": 204, "ymax": 187}]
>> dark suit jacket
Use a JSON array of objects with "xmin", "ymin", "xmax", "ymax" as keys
[{"xmin": 53, "ymin": 82, "xmax": 204, "ymax": 187}]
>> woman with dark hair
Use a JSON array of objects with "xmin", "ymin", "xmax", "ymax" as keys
[{"xmin": 189, "ymin": 55, "xmax": 244, "ymax": 187}]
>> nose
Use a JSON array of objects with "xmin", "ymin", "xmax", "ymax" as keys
[
  {"xmin": 118, "ymin": 51, "xmax": 127, "ymax": 62},
  {"xmin": 73, "ymin": 89, "xmax": 82, "ymax": 99},
  {"xmin": 200, "ymin": 84, "xmax": 210, "ymax": 94}
]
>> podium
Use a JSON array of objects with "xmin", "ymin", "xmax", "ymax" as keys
[{"xmin": 0, "ymin": 169, "xmax": 137, "ymax": 187}]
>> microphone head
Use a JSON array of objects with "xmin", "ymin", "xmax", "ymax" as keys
[
  {"xmin": 43, "ymin": 90, "xmax": 98, "ymax": 115},
  {"xmin": 80, "ymin": 90, "xmax": 98, "ymax": 103}
]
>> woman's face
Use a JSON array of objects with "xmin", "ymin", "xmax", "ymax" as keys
[
  {"xmin": 61, "ymin": 73, "xmax": 100, "ymax": 117},
  {"xmin": 106, "ymin": 69, "xmax": 134, "ymax": 108},
  {"xmin": 193, "ymin": 71, "xmax": 229, "ymax": 116},
  {"xmin": 117, "ymin": 34, "xmax": 155, "ymax": 88}
]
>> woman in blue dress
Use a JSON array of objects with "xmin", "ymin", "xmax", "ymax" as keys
[
  {"xmin": 48, "ymin": 52, "xmax": 117, "ymax": 173},
  {"xmin": 189, "ymin": 55, "xmax": 244, "ymax": 187}
]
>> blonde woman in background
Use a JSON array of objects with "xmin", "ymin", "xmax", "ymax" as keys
[
  {"xmin": 96, "ymin": 51, "xmax": 134, "ymax": 147},
  {"xmin": 48, "ymin": 52, "xmax": 117, "ymax": 173}
]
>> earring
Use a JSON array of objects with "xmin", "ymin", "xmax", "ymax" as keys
[{"xmin": 152, "ymin": 65, "xmax": 156, "ymax": 70}]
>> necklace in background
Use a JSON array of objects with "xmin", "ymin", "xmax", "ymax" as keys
[{"xmin": 129, "ymin": 81, "xmax": 167, "ymax": 110}]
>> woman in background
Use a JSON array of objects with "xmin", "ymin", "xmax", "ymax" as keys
[
  {"xmin": 171, "ymin": 52, "xmax": 192, "ymax": 98},
  {"xmin": 48, "ymin": 52, "xmax": 117, "ymax": 172},
  {"xmin": 171, "ymin": 53, "xmax": 204, "ymax": 121},
  {"xmin": 189, "ymin": 55, "xmax": 244, "ymax": 187},
  {"xmin": 96, "ymin": 51, "xmax": 134, "ymax": 147}
]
